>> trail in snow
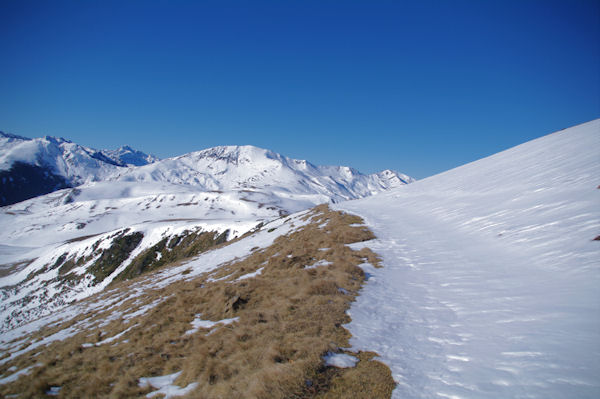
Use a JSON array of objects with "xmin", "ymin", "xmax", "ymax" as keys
[{"xmin": 337, "ymin": 120, "xmax": 600, "ymax": 399}]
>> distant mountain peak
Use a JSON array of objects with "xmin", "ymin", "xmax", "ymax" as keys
[
  {"xmin": 376, "ymin": 168, "xmax": 414, "ymax": 185},
  {"xmin": 0, "ymin": 132, "xmax": 158, "ymax": 205},
  {"xmin": 101, "ymin": 145, "xmax": 159, "ymax": 167},
  {"xmin": 192, "ymin": 144, "xmax": 277, "ymax": 162}
]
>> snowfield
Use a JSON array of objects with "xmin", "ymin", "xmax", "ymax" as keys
[{"xmin": 336, "ymin": 120, "xmax": 600, "ymax": 398}]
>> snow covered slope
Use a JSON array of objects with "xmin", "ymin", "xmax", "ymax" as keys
[
  {"xmin": 0, "ymin": 132, "xmax": 157, "ymax": 205},
  {"xmin": 336, "ymin": 120, "xmax": 600, "ymax": 398}
]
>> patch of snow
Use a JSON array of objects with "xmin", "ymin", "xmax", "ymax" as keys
[
  {"xmin": 0, "ymin": 326, "xmax": 79, "ymax": 366},
  {"xmin": 185, "ymin": 315, "xmax": 239, "ymax": 335},
  {"xmin": 122, "ymin": 297, "xmax": 166, "ymax": 321},
  {"xmin": 305, "ymin": 259, "xmax": 333, "ymax": 270},
  {"xmin": 82, "ymin": 324, "xmax": 136, "ymax": 348},
  {"xmin": 138, "ymin": 371, "xmax": 198, "ymax": 398},
  {"xmin": 0, "ymin": 363, "xmax": 40, "ymax": 385},
  {"xmin": 236, "ymin": 267, "xmax": 264, "ymax": 281},
  {"xmin": 323, "ymin": 352, "xmax": 359, "ymax": 368}
]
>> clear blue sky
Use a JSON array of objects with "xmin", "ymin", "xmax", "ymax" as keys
[{"xmin": 1, "ymin": 0, "xmax": 598, "ymax": 179}]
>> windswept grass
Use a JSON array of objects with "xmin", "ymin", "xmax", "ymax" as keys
[{"xmin": 0, "ymin": 204, "xmax": 394, "ymax": 398}]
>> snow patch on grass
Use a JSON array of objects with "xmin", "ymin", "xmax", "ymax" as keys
[
  {"xmin": 0, "ymin": 363, "xmax": 40, "ymax": 385},
  {"xmin": 138, "ymin": 371, "xmax": 198, "ymax": 398},
  {"xmin": 236, "ymin": 267, "xmax": 264, "ymax": 281},
  {"xmin": 184, "ymin": 315, "xmax": 239, "ymax": 335},
  {"xmin": 323, "ymin": 352, "xmax": 359, "ymax": 368},
  {"xmin": 82, "ymin": 324, "xmax": 137, "ymax": 348},
  {"xmin": 305, "ymin": 259, "xmax": 333, "ymax": 270}
]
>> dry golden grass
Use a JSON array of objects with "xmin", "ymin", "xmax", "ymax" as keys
[
  {"xmin": 315, "ymin": 352, "xmax": 395, "ymax": 399},
  {"xmin": 0, "ymin": 204, "xmax": 395, "ymax": 398}
]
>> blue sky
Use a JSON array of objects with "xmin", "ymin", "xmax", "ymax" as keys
[{"xmin": 1, "ymin": 0, "xmax": 598, "ymax": 179}]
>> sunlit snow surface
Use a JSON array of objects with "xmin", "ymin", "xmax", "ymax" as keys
[{"xmin": 337, "ymin": 120, "xmax": 600, "ymax": 398}]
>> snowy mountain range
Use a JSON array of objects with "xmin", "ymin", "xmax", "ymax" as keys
[
  {"xmin": 0, "ymin": 132, "xmax": 412, "ymax": 207},
  {"xmin": 109, "ymin": 145, "xmax": 412, "ymax": 201},
  {"xmin": 0, "ymin": 132, "xmax": 158, "ymax": 206},
  {"xmin": 0, "ymin": 133, "xmax": 413, "ymax": 330}
]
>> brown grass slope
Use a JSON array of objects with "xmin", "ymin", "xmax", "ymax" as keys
[{"xmin": 0, "ymin": 204, "xmax": 394, "ymax": 398}]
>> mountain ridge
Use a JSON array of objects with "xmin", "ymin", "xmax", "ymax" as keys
[
  {"xmin": 111, "ymin": 144, "xmax": 413, "ymax": 202},
  {"xmin": 0, "ymin": 134, "xmax": 412, "ymax": 207}
]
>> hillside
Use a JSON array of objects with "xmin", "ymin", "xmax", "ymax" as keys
[
  {"xmin": 0, "ymin": 206, "xmax": 395, "ymax": 398},
  {"xmin": 336, "ymin": 119, "xmax": 600, "ymax": 398},
  {"xmin": 0, "ymin": 141, "xmax": 412, "ymax": 332}
]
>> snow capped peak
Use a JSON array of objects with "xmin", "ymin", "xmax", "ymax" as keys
[
  {"xmin": 188, "ymin": 145, "xmax": 282, "ymax": 166},
  {"xmin": 0, "ymin": 133, "xmax": 159, "ymax": 205},
  {"xmin": 0, "ymin": 131, "xmax": 157, "ymax": 172},
  {"xmin": 376, "ymin": 169, "xmax": 415, "ymax": 186},
  {"xmin": 101, "ymin": 145, "xmax": 158, "ymax": 167},
  {"xmin": 42, "ymin": 135, "xmax": 72, "ymax": 145}
]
